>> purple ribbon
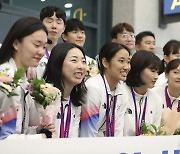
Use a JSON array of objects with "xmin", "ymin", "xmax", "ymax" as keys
[
  {"xmin": 60, "ymin": 99, "xmax": 72, "ymax": 138},
  {"xmin": 165, "ymin": 86, "xmax": 180, "ymax": 112},
  {"xmin": 45, "ymin": 48, "xmax": 50, "ymax": 59},
  {"xmin": 101, "ymin": 75, "xmax": 117, "ymax": 137},
  {"xmin": 131, "ymin": 87, "xmax": 147, "ymax": 136}
]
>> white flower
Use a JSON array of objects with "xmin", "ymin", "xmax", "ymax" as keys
[{"xmin": 0, "ymin": 82, "xmax": 13, "ymax": 93}]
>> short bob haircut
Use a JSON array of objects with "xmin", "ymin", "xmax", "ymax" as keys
[
  {"xmin": 43, "ymin": 42, "xmax": 87, "ymax": 107},
  {"xmin": 40, "ymin": 6, "xmax": 66, "ymax": 24},
  {"xmin": 135, "ymin": 31, "xmax": 155, "ymax": 45},
  {"xmin": 111, "ymin": 23, "xmax": 134, "ymax": 39},
  {"xmin": 126, "ymin": 50, "xmax": 161, "ymax": 87},
  {"xmin": 0, "ymin": 17, "xmax": 48, "ymax": 64},
  {"xmin": 98, "ymin": 42, "xmax": 131, "ymax": 74},
  {"xmin": 165, "ymin": 59, "xmax": 180, "ymax": 74}
]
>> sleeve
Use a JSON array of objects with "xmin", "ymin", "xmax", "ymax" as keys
[
  {"xmin": 70, "ymin": 107, "xmax": 81, "ymax": 138},
  {"xmin": 79, "ymin": 84, "xmax": 101, "ymax": 137},
  {"xmin": 0, "ymin": 87, "xmax": 21, "ymax": 139},
  {"xmin": 114, "ymin": 94, "xmax": 127, "ymax": 137},
  {"xmin": 23, "ymin": 94, "xmax": 41, "ymax": 135},
  {"xmin": 153, "ymin": 97, "xmax": 163, "ymax": 128}
]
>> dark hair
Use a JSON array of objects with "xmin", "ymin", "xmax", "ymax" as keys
[
  {"xmin": 0, "ymin": 17, "xmax": 48, "ymax": 64},
  {"xmin": 98, "ymin": 42, "xmax": 130, "ymax": 74},
  {"xmin": 163, "ymin": 40, "xmax": 180, "ymax": 56},
  {"xmin": 126, "ymin": 50, "xmax": 161, "ymax": 87},
  {"xmin": 135, "ymin": 31, "xmax": 155, "ymax": 45},
  {"xmin": 43, "ymin": 42, "xmax": 87, "ymax": 107},
  {"xmin": 111, "ymin": 23, "xmax": 134, "ymax": 39},
  {"xmin": 40, "ymin": 6, "xmax": 66, "ymax": 24},
  {"xmin": 63, "ymin": 18, "xmax": 85, "ymax": 35},
  {"xmin": 160, "ymin": 40, "xmax": 180, "ymax": 74},
  {"xmin": 165, "ymin": 59, "xmax": 180, "ymax": 74}
]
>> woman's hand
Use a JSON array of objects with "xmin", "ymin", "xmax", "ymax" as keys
[
  {"xmin": 37, "ymin": 123, "xmax": 55, "ymax": 134},
  {"xmin": 0, "ymin": 119, "xmax": 2, "ymax": 126},
  {"xmin": 44, "ymin": 124, "xmax": 55, "ymax": 133}
]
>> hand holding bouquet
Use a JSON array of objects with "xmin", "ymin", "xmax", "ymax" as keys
[{"xmin": 27, "ymin": 78, "xmax": 61, "ymax": 125}]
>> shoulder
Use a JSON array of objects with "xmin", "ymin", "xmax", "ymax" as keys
[
  {"xmin": 85, "ymin": 74, "xmax": 102, "ymax": 88},
  {"xmin": 155, "ymin": 73, "xmax": 167, "ymax": 86},
  {"xmin": 85, "ymin": 74, "xmax": 104, "ymax": 99},
  {"xmin": 151, "ymin": 84, "xmax": 166, "ymax": 95},
  {"xmin": 147, "ymin": 88, "xmax": 164, "ymax": 108}
]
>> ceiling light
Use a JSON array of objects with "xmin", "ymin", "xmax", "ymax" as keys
[{"xmin": 64, "ymin": 3, "xmax": 73, "ymax": 9}]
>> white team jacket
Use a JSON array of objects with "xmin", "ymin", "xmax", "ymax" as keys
[
  {"xmin": 80, "ymin": 74, "xmax": 127, "ymax": 137},
  {"xmin": 152, "ymin": 84, "xmax": 180, "ymax": 111},
  {"xmin": 55, "ymin": 97, "xmax": 81, "ymax": 138},
  {"xmin": 0, "ymin": 58, "xmax": 41, "ymax": 139},
  {"xmin": 122, "ymin": 84, "xmax": 162, "ymax": 136}
]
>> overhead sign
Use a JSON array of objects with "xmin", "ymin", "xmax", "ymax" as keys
[{"xmin": 164, "ymin": 0, "xmax": 180, "ymax": 15}]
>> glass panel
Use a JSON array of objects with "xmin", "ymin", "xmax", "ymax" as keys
[{"xmin": 11, "ymin": 0, "xmax": 97, "ymax": 23}]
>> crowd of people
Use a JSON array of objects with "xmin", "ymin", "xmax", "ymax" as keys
[{"xmin": 0, "ymin": 5, "xmax": 179, "ymax": 139}]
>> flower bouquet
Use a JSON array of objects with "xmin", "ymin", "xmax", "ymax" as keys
[
  {"xmin": 160, "ymin": 108, "xmax": 180, "ymax": 135},
  {"xmin": 0, "ymin": 68, "xmax": 24, "ymax": 97},
  {"xmin": 0, "ymin": 68, "xmax": 24, "ymax": 139},
  {"xmin": 86, "ymin": 60, "xmax": 99, "ymax": 80},
  {"xmin": 140, "ymin": 122, "xmax": 166, "ymax": 136},
  {"xmin": 27, "ymin": 78, "xmax": 61, "ymax": 125}
]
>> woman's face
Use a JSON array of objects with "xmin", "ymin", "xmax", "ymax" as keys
[
  {"xmin": 140, "ymin": 67, "xmax": 158, "ymax": 88},
  {"xmin": 104, "ymin": 48, "xmax": 131, "ymax": 82},
  {"xmin": 166, "ymin": 64, "xmax": 180, "ymax": 90},
  {"xmin": 13, "ymin": 29, "xmax": 47, "ymax": 69},
  {"xmin": 164, "ymin": 49, "xmax": 180, "ymax": 64},
  {"xmin": 62, "ymin": 47, "xmax": 87, "ymax": 87}
]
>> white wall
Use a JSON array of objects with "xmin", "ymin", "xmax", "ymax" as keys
[{"xmin": 112, "ymin": 0, "xmax": 180, "ymax": 49}]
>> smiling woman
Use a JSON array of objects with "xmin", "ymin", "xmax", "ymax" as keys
[
  {"xmin": 123, "ymin": 50, "xmax": 162, "ymax": 136},
  {"xmin": 0, "ymin": 17, "xmax": 49, "ymax": 139},
  {"xmin": 152, "ymin": 59, "xmax": 180, "ymax": 112},
  {"xmin": 80, "ymin": 42, "xmax": 131, "ymax": 137},
  {"xmin": 43, "ymin": 42, "xmax": 87, "ymax": 138}
]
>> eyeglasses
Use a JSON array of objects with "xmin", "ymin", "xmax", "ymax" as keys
[{"xmin": 121, "ymin": 33, "xmax": 135, "ymax": 39}]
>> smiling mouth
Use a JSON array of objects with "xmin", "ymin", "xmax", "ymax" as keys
[{"xmin": 74, "ymin": 72, "xmax": 84, "ymax": 78}]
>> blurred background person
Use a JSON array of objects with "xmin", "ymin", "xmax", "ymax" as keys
[
  {"xmin": 155, "ymin": 40, "xmax": 180, "ymax": 86},
  {"xmin": 135, "ymin": 31, "xmax": 156, "ymax": 54},
  {"xmin": 111, "ymin": 22, "xmax": 136, "ymax": 55}
]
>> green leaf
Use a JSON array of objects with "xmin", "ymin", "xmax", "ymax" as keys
[
  {"xmin": 151, "ymin": 124, "xmax": 157, "ymax": 132},
  {"xmin": 8, "ymin": 91, "xmax": 19, "ymax": 97},
  {"xmin": 149, "ymin": 130, "xmax": 155, "ymax": 135},
  {"xmin": 13, "ymin": 68, "xmax": 25, "ymax": 86},
  {"xmin": 140, "ymin": 122, "xmax": 149, "ymax": 134}
]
